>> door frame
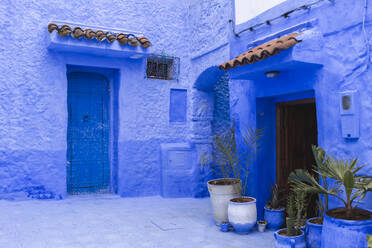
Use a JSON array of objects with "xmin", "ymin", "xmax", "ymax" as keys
[{"xmin": 66, "ymin": 65, "xmax": 119, "ymax": 194}]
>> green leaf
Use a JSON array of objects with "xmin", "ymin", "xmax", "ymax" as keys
[{"xmin": 344, "ymin": 170, "xmax": 355, "ymax": 201}]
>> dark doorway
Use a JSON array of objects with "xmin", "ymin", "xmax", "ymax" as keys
[{"xmin": 276, "ymin": 98, "xmax": 318, "ymax": 201}]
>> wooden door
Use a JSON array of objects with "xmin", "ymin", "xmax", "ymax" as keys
[{"xmin": 276, "ymin": 99, "xmax": 318, "ymax": 191}]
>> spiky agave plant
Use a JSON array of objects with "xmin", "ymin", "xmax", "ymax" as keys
[{"xmin": 266, "ymin": 184, "xmax": 285, "ymax": 209}]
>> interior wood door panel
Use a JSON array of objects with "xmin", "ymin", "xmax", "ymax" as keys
[{"xmin": 276, "ymin": 99, "xmax": 318, "ymax": 191}]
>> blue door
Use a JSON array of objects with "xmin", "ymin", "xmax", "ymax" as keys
[{"xmin": 67, "ymin": 72, "xmax": 110, "ymax": 194}]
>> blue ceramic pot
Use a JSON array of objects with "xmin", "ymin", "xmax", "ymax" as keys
[
  {"xmin": 274, "ymin": 229, "xmax": 306, "ymax": 248},
  {"xmin": 228, "ymin": 197, "xmax": 257, "ymax": 234},
  {"xmin": 264, "ymin": 206, "xmax": 285, "ymax": 230},
  {"xmin": 220, "ymin": 222, "xmax": 230, "ymax": 232},
  {"xmin": 321, "ymin": 209, "xmax": 372, "ymax": 248},
  {"xmin": 305, "ymin": 217, "xmax": 322, "ymax": 248}
]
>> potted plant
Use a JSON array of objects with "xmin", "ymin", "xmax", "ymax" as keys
[
  {"xmin": 228, "ymin": 196, "xmax": 257, "ymax": 234},
  {"xmin": 294, "ymin": 190, "xmax": 307, "ymax": 233},
  {"xmin": 290, "ymin": 146, "xmax": 372, "ymax": 248},
  {"xmin": 257, "ymin": 220, "xmax": 268, "ymax": 232},
  {"xmin": 274, "ymin": 194, "xmax": 306, "ymax": 248},
  {"xmin": 319, "ymin": 155, "xmax": 372, "ymax": 248},
  {"xmin": 220, "ymin": 221, "xmax": 230, "ymax": 232},
  {"xmin": 289, "ymin": 145, "xmax": 335, "ymax": 248},
  {"xmin": 204, "ymin": 123, "xmax": 263, "ymax": 225},
  {"xmin": 264, "ymin": 184, "xmax": 285, "ymax": 230}
]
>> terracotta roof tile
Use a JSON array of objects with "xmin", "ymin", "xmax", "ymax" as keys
[
  {"xmin": 117, "ymin": 33, "xmax": 128, "ymax": 45},
  {"xmin": 72, "ymin": 27, "xmax": 84, "ymax": 39},
  {"xmin": 219, "ymin": 33, "xmax": 301, "ymax": 71},
  {"xmin": 84, "ymin": 28, "xmax": 95, "ymax": 40},
  {"xmin": 48, "ymin": 23, "xmax": 152, "ymax": 48}
]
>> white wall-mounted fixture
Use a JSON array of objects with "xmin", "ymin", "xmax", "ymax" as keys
[
  {"xmin": 339, "ymin": 90, "xmax": 359, "ymax": 139},
  {"xmin": 265, "ymin": 71, "xmax": 279, "ymax": 78}
]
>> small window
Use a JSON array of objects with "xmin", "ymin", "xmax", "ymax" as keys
[{"xmin": 146, "ymin": 55, "xmax": 179, "ymax": 80}]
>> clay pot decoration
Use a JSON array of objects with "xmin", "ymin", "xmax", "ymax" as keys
[
  {"xmin": 84, "ymin": 29, "xmax": 95, "ymax": 40},
  {"xmin": 95, "ymin": 30, "xmax": 106, "ymax": 42},
  {"xmin": 106, "ymin": 33, "xmax": 116, "ymax": 43},
  {"xmin": 138, "ymin": 37, "xmax": 151, "ymax": 48},
  {"xmin": 58, "ymin": 25, "xmax": 72, "ymax": 37},
  {"xmin": 72, "ymin": 27, "xmax": 85, "ymax": 39},
  {"xmin": 117, "ymin": 33, "xmax": 128, "ymax": 45},
  {"xmin": 48, "ymin": 23, "xmax": 58, "ymax": 33}
]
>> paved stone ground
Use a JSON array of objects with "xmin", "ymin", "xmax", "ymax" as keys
[{"xmin": 0, "ymin": 195, "xmax": 275, "ymax": 248}]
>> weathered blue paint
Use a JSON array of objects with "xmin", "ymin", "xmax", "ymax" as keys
[
  {"xmin": 228, "ymin": 0, "xmax": 372, "ymax": 217},
  {"xmin": 264, "ymin": 207, "xmax": 285, "ymax": 230},
  {"xmin": 321, "ymin": 210, "xmax": 372, "ymax": 248},
  {"xmin": 305, "ymin": 217, "xmax": 322, "ymax": 248},
  {"xmin": 67, "ymin": 71, "xmax": 110, "ymax": 193}
]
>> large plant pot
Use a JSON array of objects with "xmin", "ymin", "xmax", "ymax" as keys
[
  {"xmin": 264, "ymin": 206, "xmax": 285, "ymax": 230},
  {"xmin": 207, "ymin": 178, "xmax": 241, "ymax": 225},
  {"xmin": 305, "ymin": 217, "xmax": 322, "ymax": 248},
  {"xmin": 274, "ymin": 229, "xmax": 306, "ymax": 248},
  {"xmin": 321, "ymin": 208, "xmax": 372, "ymax": 248},
  {"xmin": 228, "ymin": 197, "xmax": 257, "ymax": 234}
]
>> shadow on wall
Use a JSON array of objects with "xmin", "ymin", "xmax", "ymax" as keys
[{"xmin": 193, "ymin": 66, "xmax": 234, "ymax": 197}]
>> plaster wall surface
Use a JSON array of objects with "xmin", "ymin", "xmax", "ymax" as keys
[
  {"xmin": 0, "ymin": 0, "xmax": 233, "ymax": 199},
  {"xmin": 228, "ymin": 0, "xmax": 372, "ymax": 213}
]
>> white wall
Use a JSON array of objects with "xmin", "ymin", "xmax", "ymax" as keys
[{"xmin": 235, "ymin": 0, "xmax": 287, "ymax": 25}]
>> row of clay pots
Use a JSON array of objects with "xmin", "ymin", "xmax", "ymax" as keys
[{"xmin": 208, "ymin": 178, "xmax": 371, "ymax": 248}]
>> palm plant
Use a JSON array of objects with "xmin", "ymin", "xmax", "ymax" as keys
[
  {"xmin": 290, "ymin": 145, "xmax": 372, "ymax": 219},
  {"xmin": 289, "ymin": 145, "xmax": 336, "ymax": 221},
  {"xmin": 201, "ymin": 121, "xmax": 263, "ymax": 195},
  {"xmin": 317, "ymin": 154, "xmax": 371, "ymax": 218}
]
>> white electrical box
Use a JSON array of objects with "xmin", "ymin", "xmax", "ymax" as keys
[{"xmin": 339, "ymin": 90, "xmax": 359, "ymax": 139}]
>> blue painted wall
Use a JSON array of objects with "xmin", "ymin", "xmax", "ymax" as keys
[
  {"xmin": 228, "ymin": 0, "xmax": 372, "ymax": 216},
  {"xmin": 0, "ymin": 0, "xmax": 233, "ymax": 199},
  {"xmin": 4, "ymin": 0, "xmax": 369, "ymax": 216}
]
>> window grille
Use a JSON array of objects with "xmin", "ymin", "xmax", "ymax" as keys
[{"xmin": 146, "ymin": 55, "xmax": 179, "ymax": 80}]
